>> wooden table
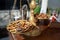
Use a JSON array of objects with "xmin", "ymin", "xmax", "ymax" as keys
[{"xmin": 9, "ymin": 22, "xmax": 60, "ymax": 40}]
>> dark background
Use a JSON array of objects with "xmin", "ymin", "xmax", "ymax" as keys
[
  {"xmin": 0, "ymin": 0, "xmax": 60, "ymax": 10},
  {"xmin": 0, "ymin": 0, "xmax": 29, "ymax": 10}
]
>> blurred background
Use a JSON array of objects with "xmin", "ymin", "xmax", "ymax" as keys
[{"xmin": 0, "ymin": 0, "xmax": 60, "ymax": 40}]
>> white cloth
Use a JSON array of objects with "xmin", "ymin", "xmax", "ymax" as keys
[{"xmin": 40, "ymin": 0, "xmax": 48, "ymax": 14}]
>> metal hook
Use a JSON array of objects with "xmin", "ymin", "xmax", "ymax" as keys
[{"xmin": 22, "ymin": 4, "xmax": 28, "ymax": 20}]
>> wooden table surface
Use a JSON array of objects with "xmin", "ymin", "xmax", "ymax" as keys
[{"xmin": 9, "ymin": 22, "xmax": 60, "ymax": 40}]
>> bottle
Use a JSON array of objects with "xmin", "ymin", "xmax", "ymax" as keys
[
  {"xmin": 36, "ymin": 0, "xmax": 39, "ymax": 5},
  {"xmin": 34, "ymin": 0, "xmax": 40, "ymax": 15}
]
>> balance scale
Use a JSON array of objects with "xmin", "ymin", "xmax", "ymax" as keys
[{"xmin": 7, "ymin": 0, "xmax": 48, "ymax": 40}]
